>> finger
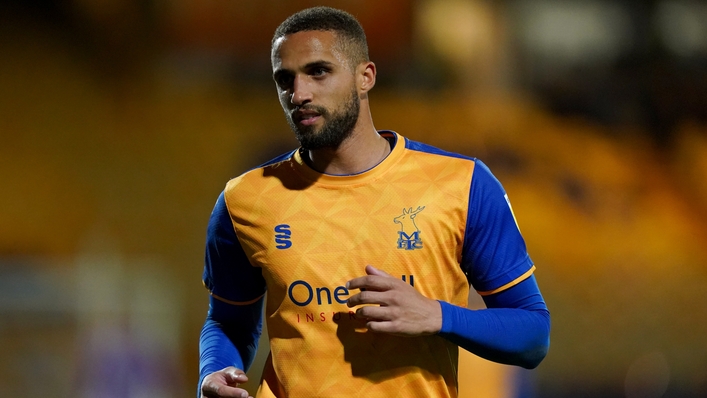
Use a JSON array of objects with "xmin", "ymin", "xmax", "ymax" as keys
[
  {"xmin": 365, "ymin": 265, "xmax": 392, "ymax": 277},
  {"xmin": 346, "ymin": 275, "xmax": 397, "ymax": 292},
  {"xmin": 356, "ymin": 305, "xmax": 391, "ymax": 320},
  {"xmin": 347, "ymin": 290, "xmax": 390, "ymax": 307},
  {"xmin": 223, "ymin": 368, "xmax": 248, "ymax": 385},
  {"xmin": 367, "ymin": 320, "xmax": 393, "ymax": 333},
  {"xmin": 202, "ymin": 382, "xmax": 252, "ymax": 398}
]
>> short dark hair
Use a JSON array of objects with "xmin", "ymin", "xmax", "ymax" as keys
[{"xmin": 272, "ymin": 7, "xmax": 369, "ymax": 67}]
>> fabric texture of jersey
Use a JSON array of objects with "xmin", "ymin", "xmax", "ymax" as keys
[{"xmin": 203, "ymin": 131, "xmax": 534, "ymax": 398}]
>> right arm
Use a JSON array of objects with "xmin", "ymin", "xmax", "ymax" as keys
[{"xmin": 199, "ymin": 192, "xmax": 266, "ymax": 398}]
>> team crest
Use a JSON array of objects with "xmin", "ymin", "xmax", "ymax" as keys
[{"xmin": 394, "ymin": 206, "xmax": 425, "ymax": 250}]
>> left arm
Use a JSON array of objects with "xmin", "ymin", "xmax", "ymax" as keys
[
  {"xmin": 346, "ymin": 268, "xmax": 549, "ymax": 369},
  {"xmin": 446, "ymin": 159, "xmax": 550, "ymax": 368},
  {"xmin": 438, "ymin": 275, "xmax": 550, "ymax": 369}
]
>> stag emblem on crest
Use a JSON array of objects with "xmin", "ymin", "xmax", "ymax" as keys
[{"xmin": 394, "ymin": 206, "xmax": 426, "ymax": 250}]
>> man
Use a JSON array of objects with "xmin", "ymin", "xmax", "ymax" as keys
[{"xmin": 199, "ymin": 6, "xmax": 550, "ymax": 398}]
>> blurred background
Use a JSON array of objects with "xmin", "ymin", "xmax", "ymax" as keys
[{"xmin": 1, "ymin": 0, "xmax": 706, "ymax": 397}]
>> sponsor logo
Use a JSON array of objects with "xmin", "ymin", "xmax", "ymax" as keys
[
  {"xmin": 287, "ymin": 276, "xmax": 416, "ymax": 307},
  {"xmin": 288, "ymin": 280, "xmax": 349, "ymax": 306},
  {"xmin": 504, "ymin": 193, "xmax": 521, "ymax": 231},
  {"xmin": 274, "ymin": 224, "xmax": 292, "ymax": 249},
  {"xmin": 394, "ymin": 206, "xmax": 425, "ymax": 250},
  {"xmin": 287, "ymin": 276, "xmax": 416, "ymax": 324}
]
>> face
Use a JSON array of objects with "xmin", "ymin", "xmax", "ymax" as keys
[{"xmin": 271, "ymin": 30, "xmax": 361, "ymax": 150}]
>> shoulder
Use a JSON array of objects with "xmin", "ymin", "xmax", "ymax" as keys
[
  {"xmin": 224, "ymin": 149, "xmax": 299, "ymax": 193},
  {"xmin": 402, "ymin": 136, "xmax": 477, "ymax": 163},
  {"xmin": 397, "ymin": 135, "xmax": 479, "ymax": 182}
]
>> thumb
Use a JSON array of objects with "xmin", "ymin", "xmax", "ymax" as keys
[
  {"xmin": 365, "ymin": 265, "xmax": 391, "ymax": 277},
  {"xmin": 223, "ymin": 367, "xmax": 248, "ymax": 386}
]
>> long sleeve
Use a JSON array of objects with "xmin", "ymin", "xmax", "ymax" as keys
[
  {"xmin": 438, "ymin": 275, "xmax": 550, "ymax": 369},
  {"xmin": 198, "ymin": 296, "xmax": 265, "ymax": 394},
  {"xmin": 198, "ymin": 191, "xmax": 267, "ymax": 396},
  {"xmin": 448, "ymin": 160, "xmax": 550, "ymax": 368}
]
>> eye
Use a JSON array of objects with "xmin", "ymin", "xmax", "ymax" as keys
[
  {"xmin": 311, "ymin": 67, "xmax": 328, "ymax": 77},
  {"xmin": 274, "ymin": 73, "xmax": 293, "ymax": 89}
]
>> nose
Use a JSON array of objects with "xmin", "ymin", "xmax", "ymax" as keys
[{"xmin": 290, "ymin": 75, "xmax": 312, "ymax": 106}]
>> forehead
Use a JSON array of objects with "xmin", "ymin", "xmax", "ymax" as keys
[{"xmin": 271, "ymin": 30, "xmax": 347, "ymax": 70}]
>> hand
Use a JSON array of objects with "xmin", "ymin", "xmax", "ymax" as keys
[
  {"xmin": 346, "ymin": 265, "xmax": 442, "ymax": 336},
  {"xmin": 201, "ymin": 367, "xmax": 253, "ymax": 398}
]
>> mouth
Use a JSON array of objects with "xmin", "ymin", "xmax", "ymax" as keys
[{"xmin": 293, "ymin": 109, "xmax": 322, "ymax": 126}]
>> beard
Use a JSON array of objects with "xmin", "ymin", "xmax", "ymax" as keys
[{"xmin": 286, "ymin": 88, "xmax": 360, "ymax": 150}]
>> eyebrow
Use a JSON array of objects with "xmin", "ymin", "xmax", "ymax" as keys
[
  {"xmin": 273, "ymin": 60, "xmax": 337, "ymax": 78},
  {"xmin": 304, "ymin": 60, "xmax": 336, "ymax": 70}
]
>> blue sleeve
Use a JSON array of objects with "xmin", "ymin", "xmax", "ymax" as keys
[
  {"xmin": 198, "ymin": 297, "xmax": 265, "ymax": 394},
  {"xmin": 446, "ymin": 161, "xmax": 549, "ymax": 368},
  {"xmin": 462, "ymin": 160, "xmax": 533, "ymax": 293},
  {"xmin": 202, "ymin": 192, "xmax": 266, "ymax": 302},
  {"xmin": 438, "ymin": 275, "xmax": 550, "ymax": 369},
  {"xmin": 198, "ymin": 191, "xmax": 267, "ymax": 396}
]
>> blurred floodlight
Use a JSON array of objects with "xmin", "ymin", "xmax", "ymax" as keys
[
  {"xmin": 624, "ymin": 351, "xmax": 671, "ymax": 398},
  {"xmin": 512, "ymin": 0, "xmax": 632, "ymax": 66},
  {"xmin": 655, "ymin": 1, "xmax": 707, "ymax": 57},
  {"xmin": 417, "ymin": 0, "xmax": 495, "ymax": 66},
  {"xmin": 415, "ymin": 0, "xmax": 506, "ymax": 89}
]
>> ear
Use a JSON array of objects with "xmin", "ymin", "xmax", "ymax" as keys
[{"xmin": 356, "ymin": 61, "xmax": 376, "ymax": 95}]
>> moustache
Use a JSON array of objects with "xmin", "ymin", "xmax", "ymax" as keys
[{"xmin": 292, "ymin": 105, "xmax": 327, "ymax": 117}]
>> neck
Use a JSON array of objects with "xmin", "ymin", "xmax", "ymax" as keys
[{"xmin": 305, "ymin": 115, "xmax": 390, "ymax": 175}]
